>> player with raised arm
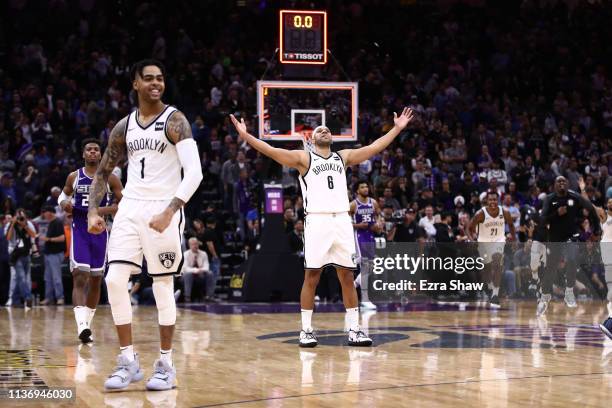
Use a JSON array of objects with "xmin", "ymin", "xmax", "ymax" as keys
[
  {"xmin": 350, "ymin": 181, "xmax": 381, "ymax": 310},
  {"xmin": 468, "ymin": 190, "xmax": 516, "ymax": 308},
  {"xmin": 58, "ymin": 138, "xmax": 123, "ymax": 343},
  {"xmin": 230, "ymin": 107, "xmax": 415, "ymax": 347},
  {"xmin": 87, "ymin": 59, "xmax": 202, "ymax": 391}
]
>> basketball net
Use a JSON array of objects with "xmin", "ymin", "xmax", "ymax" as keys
[{"xmin": 300, "ymin": 129, "xmax": 315, "ymax": 153}]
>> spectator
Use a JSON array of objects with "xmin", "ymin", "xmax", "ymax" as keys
[
  {"xmin": 181, "ymin": 237, "xmax": 209, "ymax": 303},
  {"xmin": 418, "ymin": 205, "xmax": 437, "ymax": 240},
  {"xmin": 39, "ymin": 206, "xmax": 65, "ymax": 305},
  {"xmin": 288, "ymin": 219, "xmax": 304, "ymax": 255},
  {"xmin": 389, "ymin": 208, "xmax": 424, "ymax": 242},
  {"xmin": 0, "ymin": 214, "xmax": 9, "ymax": 304},
  {"xmin": 202, "ymin": 218, "xmax": 221, "ymax": 301},
  {"xmin": 382, "ymin": 187, "xmax": 401, "ymax": 211},
  {"xmin": 6, "ymin": 209, "xmax": 36, "ymax": 308}
]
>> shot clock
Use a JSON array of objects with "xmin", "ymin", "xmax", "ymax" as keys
[{"xmin": 279, "ymin": 10, "xmax": 327, "ymax": 65}]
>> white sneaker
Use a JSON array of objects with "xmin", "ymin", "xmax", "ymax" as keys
[
  {"xmin": 564, "ymin": 288, "xmax": 577, "ymax": 308},
  {"xmin": 145, "ymin": 359, "xmax": 177, "ymax": 391},
  {"xmin": 299, "ymin": 329, "xmax": 318, "ymax": 348},
  {"xmin": 347, "ymin": 326, "xmax": 372, "ymax": 347},
  {"xmin": 360, "ymin": 301, "xmax": 377, "ymax": 310},
  {"xmin": 4, "ymin": 298, "xmax": 12, "ymax": 307},
  {"xmin": 537, "ymin": 294, "xmax": 551, "ymax": 316},
  {"xmin": 104, "ymin": 354, "xmax": 144, "ymax": 390}
]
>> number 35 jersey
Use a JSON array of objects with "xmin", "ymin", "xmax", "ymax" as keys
[
  {"xmin": 299, "ymin": 151, "xmax": 349, "ymax": 214},
  {"xmin": 122, "ymin": 105, "xmax": 182, "ymax": 200}
]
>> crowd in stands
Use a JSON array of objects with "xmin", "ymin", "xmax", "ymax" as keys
[{"xmin": 1, "ymin": 0, "xmax": 611, "ymax": 304}]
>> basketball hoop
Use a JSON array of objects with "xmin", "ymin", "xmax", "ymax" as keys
[{"xmin": 299, "ymin": 129, "xmax": 315, "ymax": 152}]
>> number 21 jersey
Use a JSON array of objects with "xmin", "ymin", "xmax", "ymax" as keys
[
  {"xmin": 123, "ymin": 105, "xmax": 182, "ymax": 200},
  {"xmin": 299, "ymin": 151, "xmax": 349, "ymax": 213}
]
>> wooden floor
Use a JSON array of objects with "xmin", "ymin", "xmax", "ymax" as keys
[{"xmin": 1, "ymin": 300, "xmax": 612, "ymax": 408}]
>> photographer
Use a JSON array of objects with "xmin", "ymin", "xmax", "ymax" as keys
[
  {"xmin": 6, "ymin": 209, "xmax": 37, "ymax": 308},
  {"xmin": 39, "ymin": 206, "xmax": 66, "ymax": 305}
]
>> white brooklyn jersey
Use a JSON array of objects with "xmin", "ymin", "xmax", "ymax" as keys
[
  {"xmin": 122, "ymin": 105, "xmax": 182, "ymax": 200},
  {"xmin": 299, "ymin": 151, "xmax": 349, "ymax": 213},
  {"xmin": 602, "ymin": 214, "xmax": 612, "ymax": 242},
  {"xmin": 478, "ymin": 206, "xmax": 506, "ymax": 242}
]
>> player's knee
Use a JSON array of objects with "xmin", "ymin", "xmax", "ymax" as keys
[
  {"xmin": 73, "ymin": 270, "xmax": 88, "ymax": 287},
  {"xmin": 153, "ymin": 276, "xmax": 176, "ymax": 326},
  {"xmin": 304, "ymin": 270, "xmax": 321, "ymax": 286},
  {"xmin": 105, "ymin": 264, "xmax": 134, "ymax": 325}
]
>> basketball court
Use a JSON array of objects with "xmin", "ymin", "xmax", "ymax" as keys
[{"xmin": 2, "ymin": 300, "xmax": 611, "ymax": 407}]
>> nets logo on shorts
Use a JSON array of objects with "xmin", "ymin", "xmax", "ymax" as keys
[{"xmin": 158, "ymin": 252, "xmax": 176, "ymax": 269}]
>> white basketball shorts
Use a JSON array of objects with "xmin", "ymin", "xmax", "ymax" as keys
[
  {"xmin": 478, "ymin": 241, "xmax": 505, "ymax": 264},
  {"xmin": 304, "ymin": 212, "xmax": 357, "ymax": 270},
  {"xmin": 530, "ymin": 240, "xmax": 547, "ymax": 271},
  {"xmin": 107, "ymin": 198, "xmax": 185, "ymax": 276}
]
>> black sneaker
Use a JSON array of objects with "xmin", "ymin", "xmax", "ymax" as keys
[
  {"xmin": 599, "ymin": 317, "xmax": 612, "ymax": 340},
  {"xmin": 489, "ymin": 295, "xmax": 501, "ymax": 309}
]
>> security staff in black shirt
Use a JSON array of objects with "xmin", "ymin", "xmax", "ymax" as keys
[{"xmin": 538, "ymin": 176, "xmax": 600, "ymax": 312}]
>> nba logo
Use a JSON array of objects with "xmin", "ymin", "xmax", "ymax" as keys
[{"xmin": 158, "ymin": 252, "xmax": 176, "ymax": 269}]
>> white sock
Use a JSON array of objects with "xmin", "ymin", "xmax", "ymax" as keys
[
  {"xmin": 85, "ymin": 307, "xmax": 96, "ymax": 326},
  {"xmin": 301, "ymin": 309, "xmax": 313, "ymax": 331},
  {"xmin": 73, "ymin": 306, "xmax": 84, "ymax": 324},
  {"xmin": 488, "ymin": 282, "xmax": 494, "ymax": 291},
  {"xmin": 74, "ymin": 306, "xmax": 88, "ymax": 333},
  {"xmin": 346, "ymin": 307, "xmax": 359, "ymax": 331},
  {"xmin": 120, "ymin": 345, "xmax": 135, "ymax": 362},
  {"xmin": 491, "ymin": 287, "xmax": 499, "ymax": 297},
  {"xmin": 532, "ymin": 270, "xmax": 539, "ymax": 281},
  {"xmin": 160, "ymin": 349, "xmax": 172, "ymax": 365}
]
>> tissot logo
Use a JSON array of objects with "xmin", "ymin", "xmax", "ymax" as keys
[{"xmin": 284, "ymin": 53, "xmax": 324, "ymax": 61}]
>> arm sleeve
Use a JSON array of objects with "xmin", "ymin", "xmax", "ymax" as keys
[
  {"xmin": 174, "ymin": 139, "xmax": 203, "ymax": 203},
  {"xmin": 58, "ymin": 190, "xmax": 72, "ymax": 204}
]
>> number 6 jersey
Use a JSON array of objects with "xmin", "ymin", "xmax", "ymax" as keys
[
  {"xmin": 122, "ymin": 105, "xmax": 182, "ymax": 200},
  {"xmin": 299, "ymin": 151, "xmax": 349, "ymax": 214}
]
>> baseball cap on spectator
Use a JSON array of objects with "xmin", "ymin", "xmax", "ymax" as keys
[
  {"xmin": 538, "ymin": 193, "xmax": 547, "ymax": 201},
  {"xmin": 454, "ymin": 196, "xmax": 465, "ymax": 206}
]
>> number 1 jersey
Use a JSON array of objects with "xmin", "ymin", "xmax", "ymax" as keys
[
  {"xmin": 299, "ymin": 151, "xmax": 349, "ymax": 214},
  {"xmin": 123, "ymin": 105, "xmax": 182, "ymax": 200}
]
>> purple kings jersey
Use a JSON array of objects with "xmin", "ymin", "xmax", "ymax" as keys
[
  {"xmin": 353, "ymin": 197, "xmax": 375, "ymax": 258},
  {"xmin": 70, "ymin": 167, "xmax": 110, "ymax": 272},
  {"xmin": 72, "ymin": 167, "xmax": 110, "ymax": 222}
]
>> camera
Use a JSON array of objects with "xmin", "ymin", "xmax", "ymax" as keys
[{"xmin": 17, "ymin": 216, "xmax": 25, "ymax": 222}]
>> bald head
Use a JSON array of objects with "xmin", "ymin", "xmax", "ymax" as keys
[{"xmin": 554, "ymin": 176, "xmax": 568, "ymax": 195}]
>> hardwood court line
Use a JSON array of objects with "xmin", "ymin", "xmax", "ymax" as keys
[{"xmin": 191, "ymin": 371, "xmax": 611, "ymax": 408}]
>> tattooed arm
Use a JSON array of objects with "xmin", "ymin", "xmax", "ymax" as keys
[
  {"xmin": 87, "ymin": 117, "xmax": 127, "ymax": 234},
  {"xmin": 148, "ymin": 110, "xmax": 203, "ymax": 233}
]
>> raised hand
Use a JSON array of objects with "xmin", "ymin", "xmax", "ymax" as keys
[
  {"xmin": 230, "ymin": 114, "xmax": 248, "ymax": 140},
  {"xmin": 393, "ymin": 107, "xmax": 415, "ymax": 130}
]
